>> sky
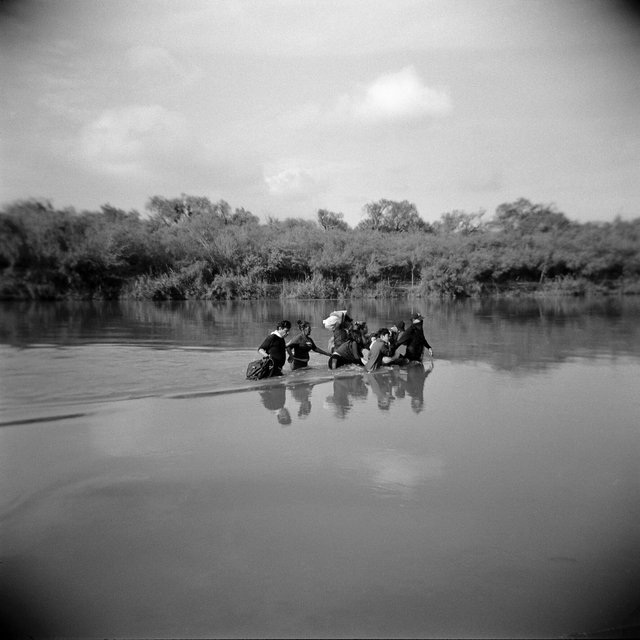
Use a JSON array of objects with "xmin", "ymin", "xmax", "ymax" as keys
[{"xmin": 1, "ymin": 0, "xmax": 639, "ymax": 227}]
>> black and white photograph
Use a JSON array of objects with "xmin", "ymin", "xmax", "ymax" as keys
[{"xmin": 1, "ymin": 1, "xmax": 639, "ymax": 638}]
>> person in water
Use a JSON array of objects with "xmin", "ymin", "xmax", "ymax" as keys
[
  {"xmin": 257, "ymin": 320, "xmax": 291, "ymax": 376},
  {"xmin": 364, "ymin": 328, "xmax": 392, "ymax": 372},
  {"xmin": 329, "ymin": 314, "xmax": 367, "ymax": 368},
  {"xmin": 389, "ymin": 321, "xmax": 406, "ymax": 353},
  {"xmin": 286, "ymin": 320, "xmax": 331, "ymax": 370},
  {"xmin": 395, "ymin": 312, "xmax": 433, "ymax": 362},
  {"xmin": 364, "ymin": 327, "xmax": 408, "ymax": 371}
]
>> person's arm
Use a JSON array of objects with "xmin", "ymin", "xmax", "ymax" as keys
[
  {"xmin": 364, "ymin": 342, "xmax": 381, "ymax": 372},
  {"xmin": 310, "ymin": 337, "xmax": 331, "ymax": 357},
  {"xmin": 395, "ymin": 331, "xmax": 410, "ymax": 347},
  {"xmin": 285, "ymin": 338, "xmax": 294, "ymax": 357},
  {"xmin": 421, "ymin": 331, "xmax": 433, "ymax": 355},
  {"xmin": 286, "ymin": 334, "xmax": 301, "ymax": 361},
  {"xmin": 258, "ymin": 335, "xmax": 273, "ymax": 359}
]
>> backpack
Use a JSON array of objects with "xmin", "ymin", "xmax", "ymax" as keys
[{"xmin": 246, "ymin": 356, "xmax": 275, "ymax": 380}]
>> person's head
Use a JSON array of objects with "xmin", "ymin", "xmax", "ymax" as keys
[
  {"xmin": 277, "ymin": 407, "xmax": 292, "ymax": 426},
  {"xmin": 297, "ymin": 320, "xmax": 311, "ymax": 335},
  {"xmin": 411, "ymin": 313, "xmax": 424, "ymax": 324},
  {"xmin": 276, "ymin": 320, "xmax": 292, "ymax": 337},
  {"xmin": 377, "ymin": 327, "xmax": 390, "ymax": 343},
  {"xmin": 396, "ymin": 320, "xmax": 406, "ymax": 332}
]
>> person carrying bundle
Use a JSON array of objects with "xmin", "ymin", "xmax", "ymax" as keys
[{"xmin": 323, "ymin": 310, "xmax": 366, "ymax": 369}]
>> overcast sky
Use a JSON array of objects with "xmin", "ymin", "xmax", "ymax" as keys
[{"xmin": 2, "ymin": 0, "xmax": 639, "ymax": 226}]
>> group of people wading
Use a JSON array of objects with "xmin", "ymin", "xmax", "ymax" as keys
[{"xmin": 255, "ymin": 310, "xmax": 433, "ymax": 377}]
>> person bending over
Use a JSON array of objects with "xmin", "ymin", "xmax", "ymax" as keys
[{"xmin": 395, "ymin": 312, "xmax": 433, "ymax": 362}]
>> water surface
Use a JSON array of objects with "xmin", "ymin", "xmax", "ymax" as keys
[{"xmin": 1, "ymin": 298, "xmax": 639, "ymax": 638}]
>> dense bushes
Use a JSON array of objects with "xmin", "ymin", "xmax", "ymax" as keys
[{"xmin": 1, "ymin": 196, "xmax": 639, "ymax": 300}]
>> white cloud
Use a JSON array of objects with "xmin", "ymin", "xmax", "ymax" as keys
[
  {"xmin": 338, "ymin": 66, "xmax": 452, "ymax": 123},
  {"xmin": 279, "ymin": 66, "xmax": 452, "ymax": 131},
  {"xmin": 79, "ymin": 105, "xmax": 189, "ymax": 175},
  {"xmin": 263, "ymin": 158, "xmax": 356, "ymax": 200},
  {"xmin": 264, "ymin": 163, "xmax": 318, "ymax": 198}
]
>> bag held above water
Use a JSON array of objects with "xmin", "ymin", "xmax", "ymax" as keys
[
  {"xmin": 246, "ymin": 356, "xmax": 275, "ymax": 380},
  {"xmin": 322, "ymin": 309, "xmax": 348, "ymax": 330}
]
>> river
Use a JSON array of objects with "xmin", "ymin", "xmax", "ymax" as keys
[{"xmin": 1, "ymin": 297, "xmax": 639, "ymax": 638}]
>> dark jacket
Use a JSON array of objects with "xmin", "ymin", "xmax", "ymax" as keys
[
  {"xmin": 258, "ymin": 332, "xmax": 287, "ymax": 369},
  {"xmin": 396, "ymin": 323, "xmax": 431, "ymax": 361}
]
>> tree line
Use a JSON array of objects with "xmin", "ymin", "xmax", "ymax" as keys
[{"xmin": 1, "ymin": 195, "xmax": 639, "ymax": 300}]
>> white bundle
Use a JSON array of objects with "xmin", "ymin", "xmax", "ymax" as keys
[{"xmin": 322, "ymin": 309, "xmax": 347, "ymax": 330}]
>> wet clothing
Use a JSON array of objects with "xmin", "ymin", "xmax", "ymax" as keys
[
  {"xmin": 332, "ymin": 327, "xmax": 351, "ymax": 349},
  {"xmin": 332, "ymin": 326, "xmax": 363, "ymax": 364},
  {"xmin": 286, "ymin": 333, "xmax": 328, "ymax": 370},
  {"xmin": 365, "ymin": 339, "xmax": 389, "ymax": 372},
  {"xmin": 396, "ymin": 323, "xmax": 431, "ymax": 362},
  {"xmin": 258, "ymin": 331, "xmax": 287, "ymax": 372}
]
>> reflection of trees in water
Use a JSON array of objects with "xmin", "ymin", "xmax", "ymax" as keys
[
  {"xmin": 0, "ymin": 299, "xmax": 289, "ymax": 348},
  {"xmin": 2, "ymin": 298, "xmax": 639, "ymax": 371},
  {"xmin": 428, "ymin": 296, "xmax": 640, "ymax": 372}
]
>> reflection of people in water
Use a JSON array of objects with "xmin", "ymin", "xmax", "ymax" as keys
[
  {"xmin": 322, "ymin": 363, "xmax": 433, "ymax": 417},
  {"xmin": 404, "ymin": 361, "xmax": 433, "ymax": 413},
  {"xmin": 366, "ymin": 369, "xmax": 396, "ymax": 410},
  {"xmin": 259, "ymin": 385, "xmax": 292, "ymax": 425},
  {"xmin": 324, "ymin": 375, "xmax": 368, "ymax": 419},
  {"xmin": 289, "ymin": 381, "xmax": 314, "ymax": 418}
]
